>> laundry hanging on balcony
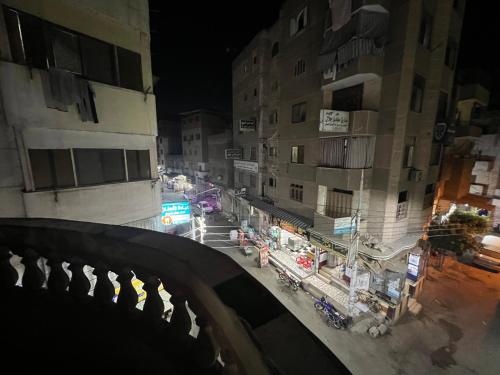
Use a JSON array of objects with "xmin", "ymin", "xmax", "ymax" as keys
[
  {"xmin": 40, "ymin": 68, "xmax": 98, "ymax": 123},
  {"xmin": 330, "ymin": 0, "xmax": 352, "ymax": 31},
  {"xmin": 318, "ymin": 9, "xmax": 389, "ymax": 72}
]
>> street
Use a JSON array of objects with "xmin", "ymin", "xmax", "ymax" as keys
[{"xmin": 202, "ymin": 212, "xmax": 500, "ymax": 375}]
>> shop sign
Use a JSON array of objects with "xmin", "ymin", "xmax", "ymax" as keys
[
  {"xmin": 234, "ymin": 160, "xmax": 259, "ymax": 173},
  {"xmin": 407, "ymin": 252, "xmax": 421, "ymax": 282},
  {"xmin": 319, "ymin": 109, "xmax": 349, "ymax": 133},
  {"xmin": 309, "ymin": 231, "xmax": 348, "ymax": 257},
  {"xmin": 272, "ymin": 217, "xmax": 306, "ymax": 236},
  {"xmin": 355, "ymin": 270, "xmax": 370, "ymax": 291},
  {"xmin": 225, "ymin": 149, "xmax": 242, "ymax": 160},
  {"xmin": 161, "ymin": 201, "xmax": 191, "ymax": 225},
  {"xmin": 385, "ymin": 270, "xmax": 403, "ymax": 300},
  {"xmin": 240, "ymin": 118, "xmax": 256, "ymax": 131},
  {"xmin": 259, "ymin": 249, "xmax": 269, "ymax": 267},
  {"xmin": 333, "ymin": 217, "xmax": 355, "ymax": 235}
]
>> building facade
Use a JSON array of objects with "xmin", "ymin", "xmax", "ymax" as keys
[
  {"xmin": 180, "ymin": 109, "xmax": 230, "ymax": 186},
  {"xmin": 0, "ymin": 0, "xmax": 161, "ymax": 230},
  {"xmin": 436, "ymin": 79, "xmax": 500, "ymax": 229},
  {"xmin": 232, "ymin": 0, "xmax": 465, "ymax": 319},
  {"xmin": 207, "ymin": 129, "xmax": 234, "ymax": 189},
  {"xmin": 157, "ymin": 116, "xmax": 183, "ymax": 173}
]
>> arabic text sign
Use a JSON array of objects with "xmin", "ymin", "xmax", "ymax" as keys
[
  {"xmin": 240, "ymin": 118, "xmax": 256, "ymax": 131},
  {"xmin": 234, "ymin": 160, "xmax": 259, "ymax": 173},
  {"xmin": 319, "ymin": 109, "xmax": 349, "ymax": 132},
  {"xmin": 225, "ymin": 149, "xmax": 242, "ymax": 159},
  {"xmin": 161, "ymin": 201, "xmax": 191, "ymax": 225}
]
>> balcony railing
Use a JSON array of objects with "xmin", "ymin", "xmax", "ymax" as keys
[
  {"xmin": 0, "ymin": 218, "xmax": 270, "ymax": 374},
  {"xmin": 0, "ymin": 218, "xmax": 347, "ymax": 374},
  {"xmin": 319, "ymin": 136, "xmax": 375, "ymax": 168}
]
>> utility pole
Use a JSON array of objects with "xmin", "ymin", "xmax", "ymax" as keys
[{"xmin": 348, "ymin": 168, "xmax": 364, "ymax": 317}]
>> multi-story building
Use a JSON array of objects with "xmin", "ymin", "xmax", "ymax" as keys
[
  {"xmin": 207, "ymin": 130, "xmax": 234, "ymax": 189},
  {"xmin": 0, "ymin": 0, "xmax": 161, "ymax": 230},
  {"xmin": 157, "ymin": 116, "xmax": 183, "ymax": 173},
  {"xmin": 180, "ymin": 109, "xmax": 230, "ymax": 186},
  {"xmin": 436, "ymin": 78, "xmax": 500, "ymax": 229},
  {"xmin": 232, "ymin": 0, "xmax": 465, "ymax": 319}
]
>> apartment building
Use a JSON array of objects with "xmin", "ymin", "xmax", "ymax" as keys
[
  {"xmin": 157, "ymin": 116, "xmax": 183, "ymax": 173},
  {"xmin": 436, "ymin": 79, "xmax": 500, "ymax": 229},
  {"xmin": 234, "ymin": 0, "xmax": 464, "ymax": 239},
  {"xmin": 232, "ymin": 0, "xmax": 465, "ymax": 316},
  {"xmin": 0, "ymin": 0, "xmax": 161, "ymax": 230},
  {"xmin": 207, "ymin": 129, "xmax": 234, "ymax": 189},
  {"xmin": 180, "ymin": 109, "xmax": 230, "ymax": 186}
]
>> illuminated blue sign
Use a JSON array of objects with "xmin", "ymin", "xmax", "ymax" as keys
[{"xmin": 161, "ymin": 201, "xmax": 191, "ymax": 225}]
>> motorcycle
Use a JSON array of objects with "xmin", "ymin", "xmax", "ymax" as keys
[
  {"xmin": 277, "ymin": 268, "xmax": 300, "ymax": 291},
  {"xmin": 314, "ymin": 296, "xmax": 349, "ymax": 329}
]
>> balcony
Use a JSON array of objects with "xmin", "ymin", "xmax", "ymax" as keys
[
  {"xmin": 22, "ymin": 180, "xmax": 161, "ymax": 225},
  {"xmin": 322, "ymin": 54, "xmax": 385, "ymax": 91},
  {"xmin": 0, "ymin": 218, "xmax": 346, "ymax": 374},
  {"xmin": 319, "ymin": 9, "xmax": 388, "ymax": 90},
  {"xmin": 0, "ymin": 61, "xmax": 156, "ymax": 136}
]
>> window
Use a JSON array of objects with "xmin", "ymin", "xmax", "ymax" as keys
[
  {"xmin": 244, "ymin": 93, "xmax": 248, "ymax": 102},
  {"xmin": 183, "ymin": 135, "xmax": 187, "ymax": 141},
  {"xmin": 269, "ymin": 110, "xmax": 278, "ymax": 125},
  {"xmin": 396, "ymin": 191, "xmax": 408, "ymax": 220},
  {"xmin": 445, "ymin": 40, "xmax": 458, "ymax": 70},
  {"xmin": 269, "ymin": 177, "xmax": 275, "ymax": 187},
  {"xmin": 4, "ymin": 8, "xmax": 26, "ymax": 65},
  {"xmin": 239, "ymin": 172, "xmax": 244, "ymax": 183},
  {"xmin": 50, "ymin": 27, "xmax": 82, "ymax": 74},
  {"xmin": 403, "ymin": 137, "xmax": 416, "ymax": 168},
  {"xmin": 159, "ymin": 138, "xmax": 162, "ymax": 144},
  {"xmin": 429, "ymin": 143, "xmax": 442, "ymax": 166},
  {"xmin": 271, "ymin": 42, "xmax": 280, "ymax": 57},
  {"xmin": 423, "ymin": 183, "xmax": 435, "ymax": 209},
  {"xmin": 250, "ymin": 175, "xmax": 256, "ymax": 188},
  {"xmin": 254, "ymin": 88, "xmax": 258, "ymax": 97},
  {"xmin": 410, "ymin": 74, "xmax": 425, "ymax": 113},
  {"xmin": 74, "ymin": 149, "xmax": 125, "ymax": 186},
  {"xmin": 160, "ymin": 149, "xmax": 163, "ymax": 155},
  {"xmin": 3, "ymin": 6, "xmax": 144, "ymax": 91},
  {"xmin": 326, "ymin": 189, "xmax": 353, "ymax": 218},
  {"xmin": 418, "ymin": 11, "xmax": 433, "ymax": 49},
  {"xmin": 195, "ymin": 133, "xmax": 201, "ymax": 140},
  {"xmin": 290, "ymin": 145, "xmax": 304, "ymax": 164},
  {"xmin": 294, "ymin": 59, "xmax": 306, "ymax": 76},
  {"xmin": 250, "ymin": 147, "xmax": 257, "ymax": 161},
  {"xmin": 290, "ymin": 184, "xmax": 304, "ymax": 202},
  {"xmin": 81, "ymin": 35, "xmax": 116, "ymax": 85},
  {"xmin": 290, "ymin": 7, "xmax": 307, "ymax": 36},
  {"xmin": 292, "ymin": 102, "xmax": 307, "ymax": 123},
  {"xmin": 436, "ymin": 92, "xmax": 448, "ymax": 122},
  {"xmin": 126, "ymin": 150, "xmax": 150, "ymax": 181},
  {"xmin": 29, "ymin": 149, "xmax": 75, "ymax": 190},
  {"xmin": 333, "ymin": 84, "xmax": 363, "ymax": 111},
  {"xmin": 117, "ymin": 47, "xmax": 143, "ymax": 91},
  {"xmin": 253, "ymin": 55, "xmax": 257, "ymax": 64},
  {"xmin": 269, "ymin": 147, "xmax": 277, "ymax": 157}
]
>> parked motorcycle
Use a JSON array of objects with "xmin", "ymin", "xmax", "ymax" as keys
[
  {"xmin": 314, "ymin": 296, "xmax": 349, "ymax": 329},
  {"xmin": 277, "ymin": 268, "xmax": 300, "ymax": 291}
]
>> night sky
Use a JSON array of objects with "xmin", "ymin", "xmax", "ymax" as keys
[{"xmin": 150, "ymin": 1, "xmax": 498, "ymax": 119}]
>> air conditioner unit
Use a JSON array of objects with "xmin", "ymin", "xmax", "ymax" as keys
[{"xmin": 409, "ymin": 168, "xmax": 423, "ymax": 182}]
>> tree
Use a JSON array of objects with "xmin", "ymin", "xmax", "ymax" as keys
[{"xmin": 428, "ymin": 210, "xmax": 488, "ymax": 256}]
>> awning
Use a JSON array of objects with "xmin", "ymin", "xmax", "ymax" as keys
[{"xmin": 249, "ymin": 199, "xmax": 313, "ymax": 229}]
